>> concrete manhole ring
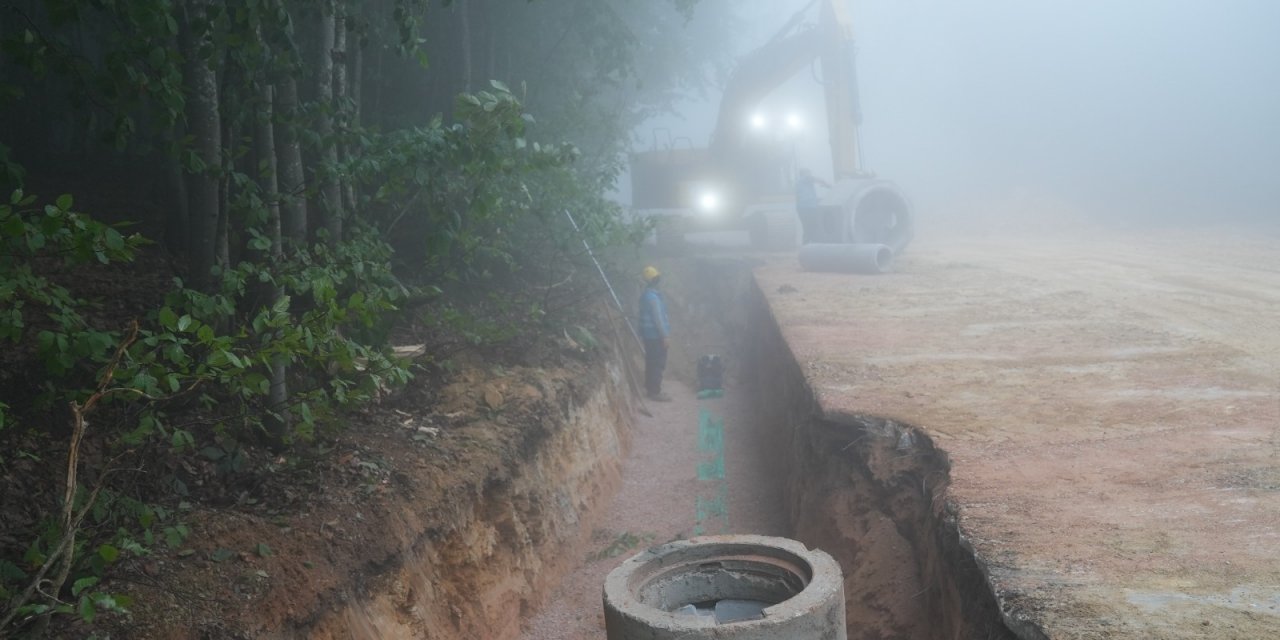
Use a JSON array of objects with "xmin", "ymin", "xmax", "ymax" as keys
[{"xmin": 603, "ymin": 535, "xmax": 846, "ymax": 639}]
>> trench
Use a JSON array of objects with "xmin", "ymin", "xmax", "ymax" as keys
[
  {"xmin": 307, "ymin": 256, "xmax": 1022, "ymax": 639},
  {"xmin": 744, "ymin": 273, "xmax": 1019, "ymax": 640}
]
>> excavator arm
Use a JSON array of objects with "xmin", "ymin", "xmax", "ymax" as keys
[
  {"xmin": 708, "ymin": 0, "xmax": 865, "ymax": 178},
  {"xmin": 819, "ymin": 0, "xmax": 865, "ymax": 178}
]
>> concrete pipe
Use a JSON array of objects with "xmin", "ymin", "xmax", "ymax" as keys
[
  {"xmin": 798, "ymin": 243, "xmax": 893, "ymax": 274},
  {"xmin": 816, "ymin": 178, "xmax": 914, "ymax": 255},
  {"xmin": 603, "ymin": 535, "xmax": 846, "ymax": 640}
]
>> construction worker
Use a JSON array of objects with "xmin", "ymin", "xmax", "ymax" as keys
[
  {"xmin": 638, "ymin": 266, "xmax": 671, "ymax": 402},
  {"xmin": 795, "ymin": 168, "xmax": 831, "ymax": 244}
]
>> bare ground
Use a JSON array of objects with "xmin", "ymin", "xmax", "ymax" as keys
[{"xmin": 755, "ymin": 228, "xmax": 1280, "ymax": 639}]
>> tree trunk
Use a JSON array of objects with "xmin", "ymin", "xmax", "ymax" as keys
[
  {"xmin": 216, "ymin": 110, "xmax": 232, "ymax": 269},
  {"xmin": 335, "ymin": 14, "xmax": 356, "ymax": 215},
  {"xmin": 275, "ymin": 77, "xmax": 308, "ymax": 243},
  {"xmin": 351, "ymin": 38, "xmax": 362, "ymax": 130},
  {"xmin": 254, "ymin": 82, "xmax": 290, "ymax": 444},
  {"xmin": 314, "ymin": 2, "xmax": 343, "ymax": 244},
  {"xmin": 164, "ymin": 152, "xmax": 189, "ymax": 254},
  {"xmin": 181, "ymin": 0, "xmax": 221, "ymax": 291},
  {"xmin": 344, "ymin": 34, "xmax": 362, "ymax": 214},
  {"xmin": 459, "ymin": 0, "xmax": 473, "ymax": 93},
  {"xmin": 483, "ymin": 0, "xmax": 496, "ymax": 82}
]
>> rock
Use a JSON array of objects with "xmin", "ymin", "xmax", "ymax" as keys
[{"xmin": 483, "ymin": 386, "xmax": 504, "ymax": 410}]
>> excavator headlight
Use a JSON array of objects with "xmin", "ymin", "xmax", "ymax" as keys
[
  {"xmin": 785, "ymin": 112, "xmax": 804, "ymax": 130},
  {"xmin": 749, "ymin": 113, "xmax": 768, "ymax": 131},
  {"xmin": 697, "ymin": 189, "xmax": 722, "ymax": 214}
]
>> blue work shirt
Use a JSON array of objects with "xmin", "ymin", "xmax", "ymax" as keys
[
  {"xmin": 795, "ymin": 175, "xmax": 820, "ymax": 209},
  {"xmin": 638, "ymin": 287, "xmax": 670, "ymax": 340}
]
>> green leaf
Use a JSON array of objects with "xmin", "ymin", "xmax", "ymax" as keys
[
  {"xmin": 111, "ymin": 594, "xmax": 134, "ymax": 611},
  {"xmin": 171, "ymin": 429, "xmax": 195, "ymax": 451},
  {"xmin": 271, "ymin": 295, "xmax": 291, "ymax": 314},
  {"xmin": 98, "ymin": 544, "xmax": 120, "ymax": 563},
  {"xmin": 176, "ymin": 314, "xmax": 192, "ymax": 332},
  {"xmin": 255, "ymin": 542, "xmax": 273, "ymax": 557},
  {"xmin": 55, "ymin": 194, "xmax": 73, "ymax": 211},
  {"xmin": 158, "ymin": 306, "xmax": 178, "ymax": 330},
  {"xmin": 78, "ymin": 595, "xmax": 95, "ymax": 623},
  {"xmin": 103, "ymin": 228, "xmax": 125, "ymax": 251},
  {"xmin": 92, "ymin": 593, "xmax": 128, "ymax": 614},
  {"xmin": 9, "ymin": 189, "xmax": 21, "ymax": 205},
  {"xmin": 207, "ymin": 350, "xmax": 228, "ymax": 367},
  {"xmin": 163, "ymin": 525, "xmax": 187, "ymax": 548},
  {"xmin": 72, "ymin": 576, "xmax": 99, "ymax": 596}
]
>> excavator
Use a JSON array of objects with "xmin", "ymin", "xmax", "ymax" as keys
[{"xmin": 630, "ymin": 0, "xmax": 913, "ymax": 266}]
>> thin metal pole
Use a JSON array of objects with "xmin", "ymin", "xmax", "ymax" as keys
[{"xmin": 564, "ymin": 209, "xmax": 644, "ymax": 350}]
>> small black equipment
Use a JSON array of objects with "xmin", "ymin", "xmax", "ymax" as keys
[{"xmin": 697, "ymin": 354, "xmax": 724, "ymax": 392}]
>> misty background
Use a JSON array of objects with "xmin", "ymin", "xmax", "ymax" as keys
[{"xmin": 637, "ymin": 0, "xmax": 1280, "ymax": 229}]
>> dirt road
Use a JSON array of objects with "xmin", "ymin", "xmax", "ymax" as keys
[{"xmin": 756, "ymin": 229, "xmax": 1280, "ymax": 639}]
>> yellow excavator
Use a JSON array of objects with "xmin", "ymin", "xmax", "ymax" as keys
[{"xmin": 630, "ymin": 0, "xmax": 912, "ymax": 268}]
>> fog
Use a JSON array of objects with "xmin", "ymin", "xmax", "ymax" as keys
[{"xmin": 640, "ymin": 0, "xmax": 1280, "ymax": 229}]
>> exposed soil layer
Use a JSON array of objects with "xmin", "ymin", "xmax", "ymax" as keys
[
  {"xmin": 747, "ymin": 278, "xmax": 1016, "ymax": 640},
  {"xmin": 98, "ymin": 343, "xmax": 634, "ymax": 639},
  {"xmin": 755, "ymin": 229, "xmax": 1280, "ymax": 639}
]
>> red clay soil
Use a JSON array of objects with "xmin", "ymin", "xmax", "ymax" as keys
[{"xmin": 755, "ymin": 229, "xmax": 1280, "ymax": 639}]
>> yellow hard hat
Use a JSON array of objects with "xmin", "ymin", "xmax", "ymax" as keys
[{"xmin": 642, "ymin": 266, "xmax": 660, "ymax": 282}]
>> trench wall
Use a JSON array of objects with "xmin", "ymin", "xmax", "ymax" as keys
[
  {"xmin": 302, "ymin": 356, "xmax": 632, "ymax": 640},
  {"xmin": 746, "ymin": 278, "xmax": 1017, "ymax": 640}
]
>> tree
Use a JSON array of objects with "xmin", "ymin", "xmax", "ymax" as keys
[
  {"xmin": 0, "ymin": 0, "xmax": 752, "ymax": 628},
  {"xmin": 180, "ymin": 0, "xmax": 223, "ymax": 291}
]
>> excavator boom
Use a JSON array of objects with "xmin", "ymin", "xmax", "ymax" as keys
[{"xmin": 709, "ymin": 0, "xmax": 864, "ymax": 177}]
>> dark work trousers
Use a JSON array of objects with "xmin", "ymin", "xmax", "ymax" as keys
[
  {"xmin": 798, "ymin": 206, "xmax": 820, "ymax": 244},
  {"xmin": 643, "ymin": 338, "xmax": 668, "ymax": 396}
]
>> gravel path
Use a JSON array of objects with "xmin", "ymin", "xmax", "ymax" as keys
[{"xmin": 519, "ymin": 371, "xmax": 786, "ymax": 638}]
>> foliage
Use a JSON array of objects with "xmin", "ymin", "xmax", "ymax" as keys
[
  {"xmin": 114, "ymin": 225, "xmax": 411, "ymax": 448},
  {"xmin": 359, "ymin": 82, "xmax": 579, "ymax": 275},
  {"xmin": 0, "ymin": 195, "xmax": 410, "ymax": 633},
  {"xmin": 0, "ymin": 191, "xmax": 145, "ymax": 390}
]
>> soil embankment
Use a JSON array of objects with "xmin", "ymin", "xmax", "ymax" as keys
[{"xmin": 107, "ymin": 345, "xmax": 636, "ymax": 639}]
